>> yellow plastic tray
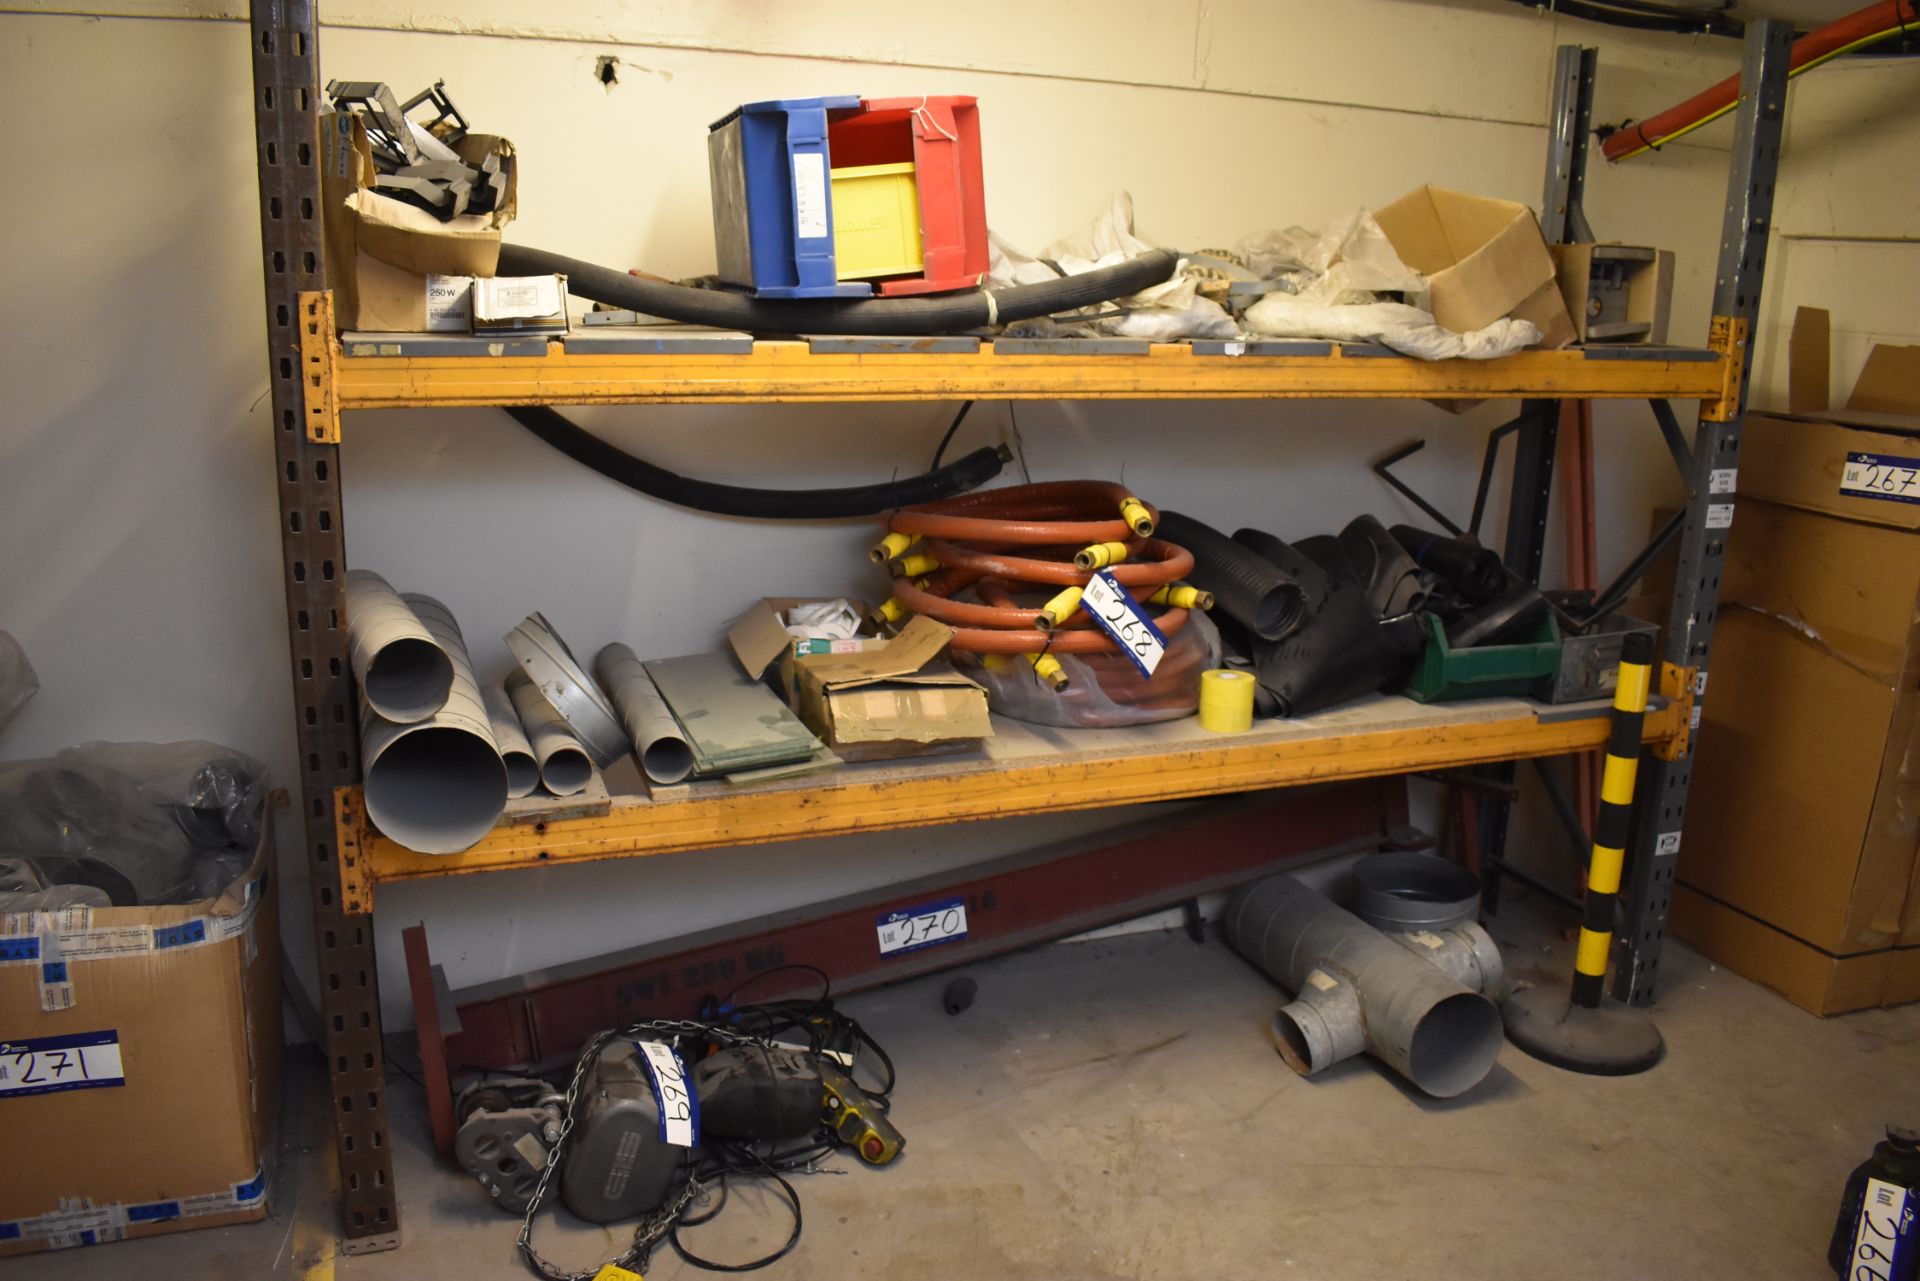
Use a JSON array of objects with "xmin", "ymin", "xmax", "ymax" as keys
[{"xmin": 831, "ymin": 161, "xmax": 924, "ymax": 280}]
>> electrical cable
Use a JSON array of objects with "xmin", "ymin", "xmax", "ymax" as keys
[
  {"xmin": 516, "ymin": 995, "xmax": 896, "ymax": 1280},
  {"xmin": 929, "ymin": 401, "xmax": 976, "ymax": 470},
  {"xmin": 497, "ymin": 243, "xmax": 1181, "ymax": 336},
  {"xmin": 505, "ymin": 404, "xmax": 1011, "ymax": 518},
  {"xmin": 1508, "ymin": 0, "xmax": 1741, "ymax": 37},
  {"xmin": 1601, "ymin": 0, "xmax": 1919, "ymax": 161}
]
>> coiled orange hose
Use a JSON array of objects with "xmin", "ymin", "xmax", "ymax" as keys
[{"xmin": 877, "ymin": 482, "xmax": 1196, "ymax": 658}]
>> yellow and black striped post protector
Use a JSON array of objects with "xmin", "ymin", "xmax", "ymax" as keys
[{"xmin": 1571, "ymin": 631, "xmax": 1655, "ymax": 1008}]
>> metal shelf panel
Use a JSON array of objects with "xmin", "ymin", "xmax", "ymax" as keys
[
  {"xmin": 329, "ymin": 339, "xmax": 1730, "ymax": 413},
  {"xmin": 339, "ymin": 691, "xmax": 1687, "ymax": 908}
]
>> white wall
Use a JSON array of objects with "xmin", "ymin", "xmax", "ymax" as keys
[{"xmin": 3, "ymin": 2, "xmax": 1910, "ymax": 1031}]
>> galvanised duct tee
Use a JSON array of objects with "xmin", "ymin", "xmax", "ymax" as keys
[
  {"xmin": 345, "ymin": 569, "xmax": 454, "ymax": 723},
  {"xmin": 1225, "ymin": 875, "xmax": 1504, "ymax": 1099},
  {"xmin": 358, "ymin": 594, "xmax": 507, "ymax": 855}
]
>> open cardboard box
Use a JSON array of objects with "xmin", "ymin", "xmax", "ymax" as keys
[
  {"xmin": 1670, "ymin": 307, "xmax": 1920, "ymax": 1014},
  {"xmin": 0, "ymin": 817, "xmax": 281, "ymax": 1255},
  {"xmin": 1373, "ymin": 184, "xmax": 1576, "ymax": 348},
  {"xmin": 727, "ymin": 601, "xmax": 990, "ymax": 763},
  {"xmin": 320, "ymin": 112, "xmax": 518, "ymax": 331}
]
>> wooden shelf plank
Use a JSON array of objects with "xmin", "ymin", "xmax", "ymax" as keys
[
  {"xmin": 331, "ymin": 339, "xmax": 1729, "ymax": 411},
  {"xmin": 337, "ymin": 691, "xmax": 1685, "ymax": 910}
]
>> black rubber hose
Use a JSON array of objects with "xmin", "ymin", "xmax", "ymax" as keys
[
  {"xmin": 505, "ymin": 404, "xmax": 1011, "ymax": 519},
  {"xmin": 1156, "ymin": 511, "xmax": 1310, "ymax": 642},
  {"xmin": 1390, "ymin": 525, "xmax": 1506, "ymax": 605},
  {"xmin": 1234, "ymin": 529, "xmax": 1425, "ymax": 717},
  {"xmin": 497, "ymin": 244, "xmax": 1181, "ymax": 336}
]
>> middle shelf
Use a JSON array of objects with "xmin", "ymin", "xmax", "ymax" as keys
[{"xmin": 335, "ymin": 686, "xmax": 1686, "ymax": 911}]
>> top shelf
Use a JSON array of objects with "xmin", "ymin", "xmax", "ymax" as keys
[{"xmin": 322, "ymin": 325, "xmax": 1732, "ymax": 417}]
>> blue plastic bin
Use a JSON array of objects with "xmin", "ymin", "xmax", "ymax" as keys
[{"xmin": 707, "ymin": 96, "xmax": 872, "ymax": 299}]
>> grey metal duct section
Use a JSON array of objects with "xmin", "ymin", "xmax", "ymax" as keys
[
  {"xmin": 359, "ymin": 594, "xmax": 507, "ymax": 855},
  {"xmin": 481, "ymin": 683, "xmax": 540, "ymax": 800},
  {"xmin": 592, "ymin": 643, "xmax": 695, "ymax": 786},
  {"xmin": 505, "ymin": 613, "xmax": 630, "ymax": 767},
  {"xmin": 507, "ymin": 671, "xmax": 593, "ymax": 797},
  {"xmin": 1225, "ymin": 875, "xmax": 1504, "ymax": 1099},
  {"xmin": 345, "ymin": 569, "xmax": 454, "ymax": 723}
]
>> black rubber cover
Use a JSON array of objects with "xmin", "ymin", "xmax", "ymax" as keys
[
  {"xmin": 1234, "ymin": 528, "xmax": 1425, "ymax": 716},
  {"xmin": 506, "ymin": 404, "xmax": 1009, "ymax": 518},
  {"xmin": 1339, "ymin": 514, "xmax": 1433, "ymax": 616},
  {"xmin": 1389, "ymin": 524, "xmax": 1506, "ymax": 605},
  {"xmin": 497, "ymin": 244, "xmax": 1181, "ymax": 336},
  {"xmin": 1156, "ymin": 510, "xmax": 1309, "ymax": 641}
]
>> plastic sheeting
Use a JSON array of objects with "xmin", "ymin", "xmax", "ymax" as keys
[{"xmin": 0, "ymin": 740, "xmax": 267, "ymax": 909}]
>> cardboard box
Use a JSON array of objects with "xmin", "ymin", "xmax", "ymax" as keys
[
  {"xmin": 320, "ymin": 112, "xmax": 517, "ymax": 331},
  {"xmin": 0, "ymin": 826, "xmax": 281, "ymax": 1255},
  {"xmin": 1373, "ymin": 185, "xmax": 1576, "ymax": 348},
  {"xmin": 725, "ymin": 599, "xmax": 990, "ymax": 762},
  {"xmin": 1670, "ymin": 312, "xmax": 1920, "ymax": 1013},
  {"xmin": 788, "ymin": 616, "xmax": 991, "ymax": 763},
  {"xmin": 1549, "ymin": 244, "xmax": 1674, "ymax": 344}
]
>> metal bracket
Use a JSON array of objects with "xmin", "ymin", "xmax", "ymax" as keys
[
  {"xmin": 1651, "ymin": 662, "xmax": 1698, "ymax": 761},
  {"xmin": 301, "ymin": 291, "xmax": 341, "ymax": 444},
  {"xmin": 1701, "ymin": 315, "xmax": 1749, "ymax": 423}
]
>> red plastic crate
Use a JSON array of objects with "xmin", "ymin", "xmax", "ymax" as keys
[{"xmin": 828, "ymin": 96, "xmax": 987, "ymax": 296}]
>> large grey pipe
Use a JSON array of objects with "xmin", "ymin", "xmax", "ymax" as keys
[
  {"xmin": 593, "ymin": 643, "xmax": 694, "ymax": 786},
  {"xmin": 359, "ymin": 595, "xmax": 507, "ymax": 854},
  {"xmin": 481, "ymin": 684, "xmax": 540, "ymax": 800},
  {"xmin": 507, "ymin": 671, "xmax": 593, "ymax": 797},
  {"xmin": 1225, "ymin": 875, "xmax": 1504, "ymax": 1099},
  {"xmin": 346, "ymin": 570, "xmax": 454, "ymax": 722}
]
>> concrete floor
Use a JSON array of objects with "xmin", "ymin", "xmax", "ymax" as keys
[{"xmin": 13, "ymin": 891, "xmax": 1915, "ymax": 1280}]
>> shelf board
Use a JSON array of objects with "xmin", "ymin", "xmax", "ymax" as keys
[
  {"xmin": 336, "ymin": 691, "xmax": 1684, "ymax": 910},
  {"xmin": 330, "ymin": 337, "xmax": 1730, "ymax": 411}
]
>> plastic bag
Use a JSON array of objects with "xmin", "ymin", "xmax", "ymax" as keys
[
  {"xmin": 1239, "ymin": 209, "xmax": 1424, "ymax": 305},
  {"xmin": 0, "ymin": 631, "xmax": 36, "ymax": 738},
  {"xmin": 1242, "ymin": 294, "xmax": 1541, "ymax": 360},
  {"xmin": 959, "ymin": 612, "xmax": 1222, "ymax": 729},
  {"xmin": 0, "ymin": 741, "xmax": 267, "ymax": 906}
]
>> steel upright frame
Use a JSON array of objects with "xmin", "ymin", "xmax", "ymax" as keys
[
  {"xmin": 246, "ymin": 8, "xmax": 1788, "ymax": 1245},
  {"xmin": 1613, "ymin": 22, "xmax": 1793, "ymax": 1003},
  {"xmin": 249, "ymin": 0, "xmax": 400, "ymax": 1250}
]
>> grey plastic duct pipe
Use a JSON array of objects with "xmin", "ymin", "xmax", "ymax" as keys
[
  {"xmin": 1225, "ymin": 875, "xmax": 1504, "ymax": 1099},
  {"xmin": 345, "ymin": 570, "xmax": 454, "ymax": 723},
  {"xmin": 507, "ymin": 671, "xmax": 593, "ymax": 797},
  {"xmin": 359, "ymin": 595, "xmax": 507, "ymax": 855},
  {"xmin": 592, "ymin": 643, "xmax": 695, "ymax": 786},
  {"xmin": 505, "ymin": 613, "xmax": 630, "ymax": 767},
  {"xmin": 481, "ymin": 684, "xmax": 539, "ymax": 799}
]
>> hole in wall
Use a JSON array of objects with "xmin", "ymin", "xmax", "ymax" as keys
[{"xmin": 595, "ymin": 55, "xmax": 619, "ymax": 88}]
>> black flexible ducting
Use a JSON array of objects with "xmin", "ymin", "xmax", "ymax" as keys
[
  {"xmin": 1338, "ymin": 515, "xmax": 1433, "ymax": 617},
  {"xmin": 1390, "ymin": 525, "xmax": 1506, "ymax": 605},
  {"xmin": 497, "ymin": 244, "xmax": 1182, "ymax": 336},
  {"xmin": 1233, "ymin": 529, "xmax": 1425, "ymax": 717},
  {"xmin": 505, "ymin": 404, "xmax": 1011, "ymax": 519},
  {"xmin": 1155, "ymin": 511, "xmax": 1308, "ymax": 642}
]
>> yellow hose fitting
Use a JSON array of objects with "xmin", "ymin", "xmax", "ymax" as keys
[
  {"xmin": 1148, "ymin": 583, "xmax": 1213, "ymax": 611},
  {"xmin": 1074, "ymin": 541, "xmax": 1131, "ymax": 571},
  {"xmin": 870, "ymin": 531, "xmax": 914, "ymax": 564},
  {"xmin": 1035, "ymin": 585, "xmax": 1085, "ymax": 632},
  {"xmin": 1028, "ymin": 651, "xmax": 1069, "ymax": 690},
  {"xmin": 1119, "ymin": 496, "xmax": 1155, "ymax": 538},
  {"xmin": 871, "ymin": 597, "xmax": 908, "ymax": 626},
  {"xmin": 891, "ymin": 552, "xmax": 941, "ymax": 578}
]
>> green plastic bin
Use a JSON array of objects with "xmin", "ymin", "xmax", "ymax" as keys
[{"xmin": 1403, "ymin": 612, "xmax": 1561, "ymax": 704}]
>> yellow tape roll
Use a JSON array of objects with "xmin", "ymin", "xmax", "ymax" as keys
[{"xmin": 1198, "ymin": 668, "xmax": 1256, "ymax": 734}]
